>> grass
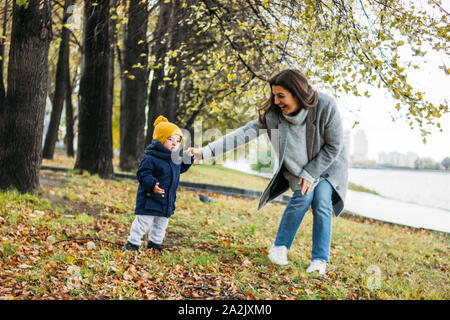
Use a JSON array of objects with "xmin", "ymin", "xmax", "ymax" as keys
[
  {"xmin": 0, "ymin": 155, "xmax": 448, "ymax": 300},
  {"xmin": 181, "ymin": 164, "xmax": 271, "ymax": 191}
]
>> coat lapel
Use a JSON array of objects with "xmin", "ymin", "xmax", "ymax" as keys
[
  {"xmin": 257, "ymin": 114, "xmax": 288, "ymax": 211},
  {"xmin": 258, "ymin": 108, "xmax": 314, "ymax": 211},
  {"xmin": 305, "ymin": 107, "xmax": 317, "ymax": 160},
  {"xmin": 277, "ymin": 114, "xmax": 288, "ymax": 168}
]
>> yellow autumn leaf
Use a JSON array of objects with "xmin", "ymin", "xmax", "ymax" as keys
[{"xmin": 67, "ymin": 254, "xmax": 74, "ymax": 263}]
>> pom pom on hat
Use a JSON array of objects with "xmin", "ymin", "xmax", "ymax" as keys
[
  {"xmin": 153, "ymin": 115, "xmax": 168, "ymax": 127},
  {"xmin": 152, "ymin": 115, "xmax": 183, "ymax": 144}
]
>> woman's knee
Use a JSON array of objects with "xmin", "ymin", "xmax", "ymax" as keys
[{"xmin": 311, "ymin": 192, "xmax": 332, "ymax": 215}]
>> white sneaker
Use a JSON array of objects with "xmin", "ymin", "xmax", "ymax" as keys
[
  {"xmin": 268, "ymin": 245, "xmax": 289, "ymax": 265},
  {"xmin": 306, "ymin": 259, "xmax": 327, "ymax": 274}
]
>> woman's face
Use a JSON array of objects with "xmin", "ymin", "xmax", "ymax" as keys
[{"xmin": 272, "ymin": 85, "xmax": 300, "ymax": 114}]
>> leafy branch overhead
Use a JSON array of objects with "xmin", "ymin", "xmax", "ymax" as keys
[
  {"xmin": 0, "ymin": 0, "xmax": 448, "ymax": 192},
  {"xmin": 143, "ymin": 0, "xmax": 448, "ymax": 137},
  {"xmin": 3, "ymin": 0, "xmax": 450, "ymax": 137},
  {"xmin": 20, "ymin": 0, "xmax": 449, "ymax": 142}
]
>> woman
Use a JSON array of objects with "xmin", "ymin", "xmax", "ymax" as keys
[{"xmin": 192, "ymin": 69, "xmax": 348, "ymax": 275}]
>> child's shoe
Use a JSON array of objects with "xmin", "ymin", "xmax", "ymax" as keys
[
  {"xmin": 268, "ymin": 245, "xmax": 289, "ymax": 265},
  {"xmin": 122, "ymin": 241, "xmax": 139, "ymax": 251},
  {"xmin": 306, "ymin": 259, "xmax": 327, "ymax": 275},
  {"xmin": 146, "ymin": 240, "xmax": 163, "ymax": 251}
]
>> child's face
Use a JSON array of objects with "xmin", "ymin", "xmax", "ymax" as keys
[{"xmin": 163, "ymin": 135, "xmax": 181, "ymax": 151}]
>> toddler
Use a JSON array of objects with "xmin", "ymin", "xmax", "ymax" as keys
[{"xmin": 123, "ymin": 116, "xmax": 193, "ymax": 251}]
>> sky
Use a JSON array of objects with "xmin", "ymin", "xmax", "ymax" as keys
[
  {"xmin": 321, "ymin": 1, "xmax": 450, "ymax": 163},
  {"xmin": 336, "ymin": 44, "xmax": 450, "ymax": 162}
]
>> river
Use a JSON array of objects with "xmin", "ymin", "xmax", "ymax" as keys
[
  {"xmin": 348, "ymin": 168, "xmax": 450, "ymax": 212},
  {"xmin": 222, "ymin": 160, "xmax": 450, "ymax": 232}
]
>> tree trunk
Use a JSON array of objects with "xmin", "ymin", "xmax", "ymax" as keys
[
  {"xmin": 42, "ymin": 0, "xmax": 74, "ymax": 159},
  {"xmin": 119, "ymin": 0, "xmax": 148, "ymax": 171},
  {"xmin": 145, "ymin": 0, "xmax": 172, "ymax": 146},
  {"xmin": 0, "ymin": 0, "xmax": 52, "ymax": 192},
  {"xmin": 146, "ymin": 0, "xmax": 195, "ymax": 146},
  {"xmin": 0, "ymin": 0, "xmax": 9, "ymax": 118},
  {"xmin": 159, "ymin": 1, "xmax": 184, "ymax": 124},
  {"xmin": 75, "ymin": 0, "xmax": 115, "ymax": 179},
  {"xmin": 65, "ymin": 66, "xmax": 74, "ymax": 157}
]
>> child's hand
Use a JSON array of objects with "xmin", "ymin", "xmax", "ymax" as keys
[{"xmin": 153, "ymin": 182, "xmax": 165, "ymax": 197}]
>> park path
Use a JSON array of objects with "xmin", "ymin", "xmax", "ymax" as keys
[{"xmin": 345, "ymin": 190, "xmax": 450, "ymax": 233}]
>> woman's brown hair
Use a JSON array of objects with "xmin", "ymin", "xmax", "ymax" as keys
[{"xmin": 258, "ymin": 69, "xmax": 318, "ymax": 128}]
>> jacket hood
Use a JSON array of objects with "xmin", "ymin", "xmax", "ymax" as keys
[
  {"xmin": 145, "ymin": 139, "xmax": 184, "ymax": 162},
  {"xmin": 145, "ymin": 140, "xmax": 172, "ymax": 159}
]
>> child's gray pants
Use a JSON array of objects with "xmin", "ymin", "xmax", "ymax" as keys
[{"xmin": 127, "ymin": 215, "xmax": 169, "ymax": 246}]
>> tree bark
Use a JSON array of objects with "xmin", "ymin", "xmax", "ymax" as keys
[
  {"xmin": 65, "ymin": 66, "xmax": 74, "ymax": 157},
  {"xmin": 160, "ymin": 2, "xmax": 182, "ymax": 124},
  {"xmin": 75, "ymin": 0, "xmax": 115, "ymax": 179},
  {"xmin": 0, "ymin": 0, "xmax": 52, "ymax": 192},
  {"xmin": 145, "ymin": 0, "xmax": 172, "ymax": 146},
  {"xmin": 119, "ymin": 0, "xmax": 149, "ymax": 171},
  {"xmin": 0, "ymin": 0, "xmax": 9, "ymax": 118},
  {"xmin": 42, "ymin": 0, "xmax": 74, "ymax": 159},
  {"xmin": 145, "ymin": 0, "xmax": 202, "ymax": 145}
]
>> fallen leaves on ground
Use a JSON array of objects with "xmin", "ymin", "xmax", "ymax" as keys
[{"xmin": 0, "ymin": 169, "xmax": 448, "ymax": 300}]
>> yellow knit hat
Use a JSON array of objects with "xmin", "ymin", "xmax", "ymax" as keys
[{"xmin": 152, "ymin": 115, "xmax": 183, "ymax": 144}]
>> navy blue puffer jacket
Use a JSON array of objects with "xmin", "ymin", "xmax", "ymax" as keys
[{"xmin": 134, "ymin": 140, "xmax": 193, "ymax": 217}]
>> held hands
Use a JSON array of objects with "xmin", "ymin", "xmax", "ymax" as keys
[
  {"xmin": 184, "ymin": 147, "xmax": 203, "ymax": 165},
  {"xmin": 184, "ymin": 147, "xmax": 195, "ymax": 157},
  {"xmin": 298, "ymin": 178, "xmax": 312, "ymax": 195},
  {"xmin": 153, "ymin": 148, "xmax": 202, "ymax": 197}
]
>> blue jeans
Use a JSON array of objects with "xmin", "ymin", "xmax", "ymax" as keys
[{"xmin": 274, "ymin": 179, "xmax": 333, "ymax": 262}]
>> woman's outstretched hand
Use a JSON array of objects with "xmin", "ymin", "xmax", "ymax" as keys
[{"xmin": 298, "ymin": 178, "xmax": 312, "ymax": 195}]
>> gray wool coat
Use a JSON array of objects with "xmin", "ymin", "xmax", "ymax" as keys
[{"xmin": 202, "ymin": 91, "xmax": 348, "ymax": 216}]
